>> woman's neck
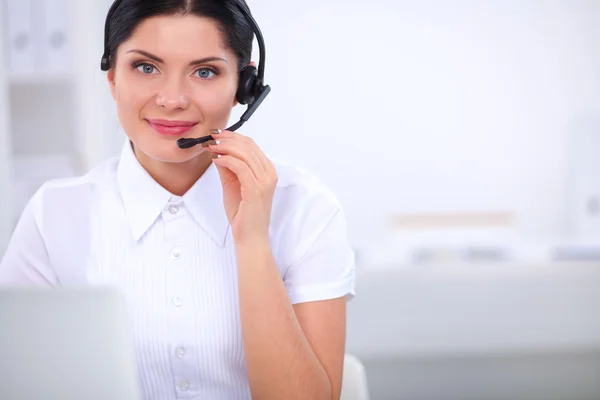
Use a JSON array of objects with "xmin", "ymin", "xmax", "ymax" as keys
[{"xmin": 134, "ymin": 146, "xmax": 213, "ymax": 196}]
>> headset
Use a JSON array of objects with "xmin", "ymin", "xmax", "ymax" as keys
[{"xmin": 100, "ymin": 0, "xmax": 271, "ymax": 149}]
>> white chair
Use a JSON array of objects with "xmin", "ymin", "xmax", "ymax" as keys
[{"xmin": 340, "ymin": 354, "xmax": 370, "ymax": 400}]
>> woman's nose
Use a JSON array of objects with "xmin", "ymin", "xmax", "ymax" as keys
[{"xmin": 155, "ymin": 78, "xmax": 191, "ymax": 110}]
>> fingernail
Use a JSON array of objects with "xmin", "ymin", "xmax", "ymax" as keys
[{"xmin": 210, "ymin": 129, "xmax": 222, "ymax": 134}]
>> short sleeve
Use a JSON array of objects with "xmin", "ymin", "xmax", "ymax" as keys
[
  {"xmin": 0, "ymin": 190, "xmax": 57, "ymax": 286},
  {"xmin": 282, "ymin": 203, "xmax": 356, "ymax": 305}
]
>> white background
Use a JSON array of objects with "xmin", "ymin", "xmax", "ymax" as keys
[
  {"xmin": 242, "ymin": 0, "xmax": 600, "ymax": 249},
  {"xmin": 2, "ymin": 0, "xmax": 600, "ymax": 254}
]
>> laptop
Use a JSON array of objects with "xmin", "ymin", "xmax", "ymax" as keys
[{"xmin": 0, "ymin": 286, "xmax": 141, "ymax": 400}]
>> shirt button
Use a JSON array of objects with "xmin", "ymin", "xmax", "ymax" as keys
[
  {"xmin": 169, "ymin": 206, "xmax": 179, "ymax": 215},
  {"xmin": 179, "ymin": 380, "xmax": 189, "ymax": 391},
  {"xmin": 171, "ymin": 249, "xmax": 181, "ymax": 260},
  {"xmin": 172, "ymin": 296, "xmax": 183, "ymax": 307},
  {"xmin": 175, "ymin": 347, "xmax": 185, "ymax": 359}
]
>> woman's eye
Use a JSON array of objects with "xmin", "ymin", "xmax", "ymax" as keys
[
  {"xmin": 136, "ymin": 63, "xmax": 157, "ymax": 74},
  {"xmin": 195, "ymin": 68, "xmax": 216, "ymax": 79}
]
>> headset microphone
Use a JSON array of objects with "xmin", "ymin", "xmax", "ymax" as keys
[{"xmin": 176, "ymin": 85, "xmax": 270, "ymax": 149}]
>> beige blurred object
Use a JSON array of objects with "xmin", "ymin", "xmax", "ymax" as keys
[
  {"xmin": 358, "ymin": 211, "xmax": 519, "ymax": 267},
  {"xmin": 388, "ymin": 211, "xmax": 515, "ymax": 229},
  {"xmin": 340, "ymin": 354, "xmax": 370, "ymax": 400}
]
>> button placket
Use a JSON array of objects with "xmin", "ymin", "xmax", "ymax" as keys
[{"xmin": 163, "ymin": 204, "xmax": 199, "ymax": 396}]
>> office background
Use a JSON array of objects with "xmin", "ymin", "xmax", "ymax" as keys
[{"xmin": 0, "ymin": 0, "xmax": 599, "ymax": 398}]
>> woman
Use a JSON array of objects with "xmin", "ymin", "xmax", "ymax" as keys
[{"xmin": 0, "ymin": 0, "xmax": 355, "ymax": 399}]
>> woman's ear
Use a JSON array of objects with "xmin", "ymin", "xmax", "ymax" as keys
[{"xmin": 107, "ymin": 68, "xmax": 117, "ymax": 100}]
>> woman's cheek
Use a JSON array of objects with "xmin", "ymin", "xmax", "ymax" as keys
[{"xmin": 196, "ymin": 85, "xmax": 237, "ymax": 119}]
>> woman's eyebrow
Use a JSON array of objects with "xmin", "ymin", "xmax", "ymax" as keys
[{"xmin": 126, "ymin": 49, "xmax": 228, "ymax": 66}]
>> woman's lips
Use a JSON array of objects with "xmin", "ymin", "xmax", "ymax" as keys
[{"xmin": 146, "ymin": 119, "xmax": 198, "ymax": 136}]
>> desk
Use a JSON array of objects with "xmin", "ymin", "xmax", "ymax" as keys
[{"xmin": 346, "ymin": 262, "xmax": 600, "ymax": 399}]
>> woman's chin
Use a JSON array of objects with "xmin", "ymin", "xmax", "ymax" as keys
[
  {"xmin": 158, "ymin": 147, "xmax": 207, "ymax": 163},
  {"xmin": 135, "ymin": 139, "xmax": 208, "ymax": 164}
]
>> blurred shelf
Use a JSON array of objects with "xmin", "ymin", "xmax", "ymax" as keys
[
  {"xmin": 0, "ymin": 0, "xmax": 118, "ymax": 256},
  {"xmin": 9, "ymin": 72, "xmax": 75, "ymax": 86}
]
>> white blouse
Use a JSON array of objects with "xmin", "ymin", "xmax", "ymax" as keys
[{"xmin": 0, "ymin": 141, "xmax": 356, "ymax": 399}]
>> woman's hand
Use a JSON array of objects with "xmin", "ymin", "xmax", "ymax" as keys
[{"xmin": 208, "ymin": 130, "xmax": 277, "ymax": 247}]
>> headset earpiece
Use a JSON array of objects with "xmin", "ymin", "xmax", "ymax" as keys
[
  {"xmin": 100, "ymin": 0, "xmax": 123, "ymax": 72},
  {"xmin": 100, "ymin": 55, "xmax": 110, "ymax": 71},
  {"xmin": 236, "ymin": 65, "xmax": 259, "ymax": 105}
]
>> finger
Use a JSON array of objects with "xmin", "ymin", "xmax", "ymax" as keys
[
  {"xmin": 211, "ymin": 129, "xmax": 233, "ymax": 139},
  {"xmin": 212, "ymin": 155, "xmax": 260, "ymax": 191},
  {"xmin": 209, "ymin": 137, "xmax": 266, "ymax": 181},
  {"xmin": 211, "ymin": 154, "xmax": 237, "ymax": 188},
  {"xmin": 239, "ymin": 136, "xmax": 276, "ymax": 178},
  {"xmin": 212, "ymin": 131, "xmax": 276, "ymax": 178}
]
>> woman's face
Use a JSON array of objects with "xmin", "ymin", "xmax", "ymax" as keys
[{"xmin": 108, "ymin": 14, "xmax": 240, "ymax": 164}]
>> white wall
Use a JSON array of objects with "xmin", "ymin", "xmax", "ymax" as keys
[
  {"xmin": 243, "ymin": 0, "xmax": 600, "ymax": 248},
  {"xmin": 4, "ymin": 0, "xmax": 599, "ymax": 254}
]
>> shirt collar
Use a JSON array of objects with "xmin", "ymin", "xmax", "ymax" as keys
[{"xmin": 116, "ymin": 141, "xmax": 229, "ymax": 247}]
